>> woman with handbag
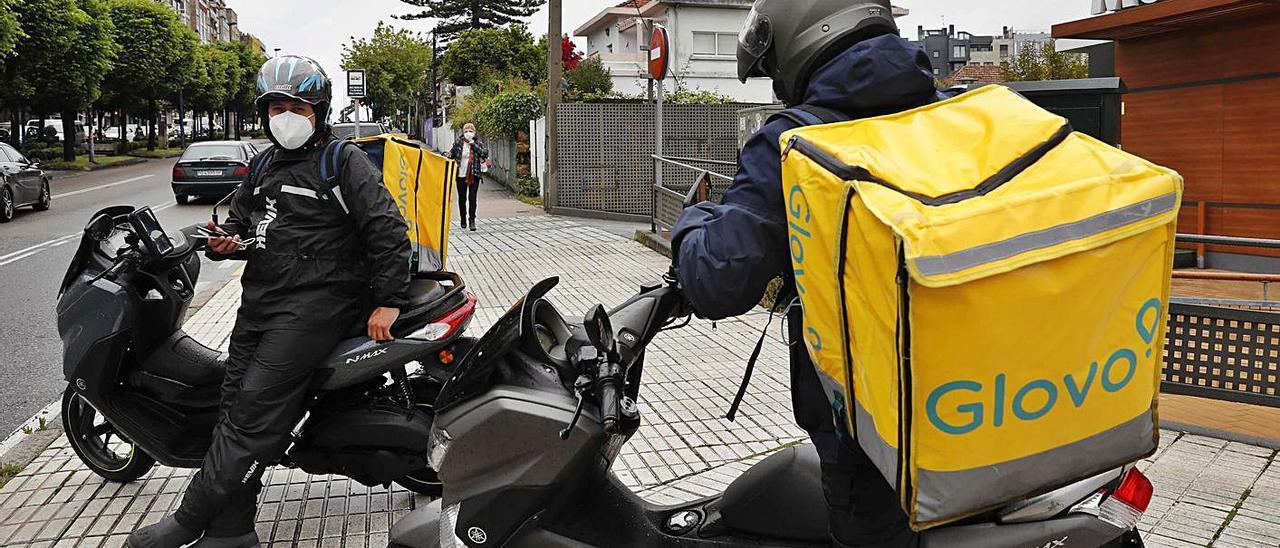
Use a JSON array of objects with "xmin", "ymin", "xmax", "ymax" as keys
[{"xmin": 448, "ymin": 123, "xmax": 489, "ymax": 231}]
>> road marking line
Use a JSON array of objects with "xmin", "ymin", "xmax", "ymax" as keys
[
  {"xmin": 52, "ymin": 174, "xmax": 154, "ymax": 199},
  {"xmin": 0, "ymin": 233, "xmax": 79, "ymax": 262},
  {"xmin": 0, "ymin": 250, "xmax": 42, "ymax": 267}
]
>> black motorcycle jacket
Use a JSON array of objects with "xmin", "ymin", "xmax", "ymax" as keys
[{"xmin": 212, "ymin": 135, "xmax": 411, "ymax": 330}]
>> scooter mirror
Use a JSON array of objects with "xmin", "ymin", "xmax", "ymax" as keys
[
  {"xmin": 85, "ymin": 213, "xmax": 115, "ymax": 241},
  {"xmin": 584, "ymin": 305, "xmax": 614, "ymax": 353}
]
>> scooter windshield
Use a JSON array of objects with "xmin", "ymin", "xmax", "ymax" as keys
[
  {"xmin": 59, "ymin": 205, "xmax": 136, "ymax": 296},
  {"xmin": 433, "ymin": 276, "xmax": 562, "ymax": 413}
]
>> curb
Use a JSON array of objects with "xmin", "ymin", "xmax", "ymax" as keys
[
  {"xmin": 634, "ymin": 230, "xmax": 672, "ymax": 258},
  {"xmin": 1162, "ymin": 420, "xmax": 1280, "ymax": 450},
  {"xmin": 0, "ymin": 270, "xmax": 240, "ymax": 471}
]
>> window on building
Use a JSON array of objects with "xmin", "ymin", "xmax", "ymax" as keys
[
  {"xmin": 933, "ymin": 68, "xmax": 939, "ymax": 75},
  {"xmin": 958, "ymin": 32, "xmax": 971, "ymax": 39},
  {"xmin": 1000, "ymin": 44, "xmax": 1009, "ymax": 57},
  {"xmin": 933, "ymin": 50, "xmax": 939, "ymax": 58},
  {"xmin": 692, "ymin": 31, "xmax": 737, "ymax": 57},
  {"xmin": 953, "ymin": 45, "xmax": 967, "ymax": 58}
]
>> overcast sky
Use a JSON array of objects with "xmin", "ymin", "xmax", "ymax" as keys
[{"xmin": 224, "ymin": 0, "xmax": 1099, "ymax": 115}]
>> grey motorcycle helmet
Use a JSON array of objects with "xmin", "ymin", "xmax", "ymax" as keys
[
  {"xmin": 738, "ymin": 0, "xmax": 899, "ymax": 105},
  {"xmin": 255, "ymin": 55, "xmax": 333, "ymax": 148}
]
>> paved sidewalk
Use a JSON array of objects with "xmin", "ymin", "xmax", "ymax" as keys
[{"xmin": 1, "ymin": 210, "xmax": 1277, "ymax": 546}]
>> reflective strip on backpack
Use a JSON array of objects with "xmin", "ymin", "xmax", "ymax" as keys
[{"xmin": 912, "ymin": 193, "xmax": 1179, "ymax": 278}]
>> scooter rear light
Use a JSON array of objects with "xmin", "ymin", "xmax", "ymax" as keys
[
  {"xmin": 408, "ymin": 292, "xmax": 477, "ymax": 342},
  {"xmin": 1099, "ymin": 467, "xmax": 1153, "ymax": 529}
]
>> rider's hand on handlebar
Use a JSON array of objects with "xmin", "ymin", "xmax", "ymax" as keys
[
  {"xmin": 368, "ymin": 306, "xmax": 400, "ymax": 342},
  {"xmin": 205, "ymin": 221, "xmax": 241, "ymax": 255}
]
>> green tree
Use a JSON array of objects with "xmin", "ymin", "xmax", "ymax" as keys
[
  {"xmin": 221, "ymin": 40, "xmax": 267, "ymax": 139},
  {"xmin": 565, "ymin": 57, "xmax": 612, "ymax": 101},
  {"xmin": 103, "ymin": 0, "xmax": 199, "ymax": 150},
  {"xmin": 0, "ymin": 0, "xmax": 22, "ymax": 58},
  {"xmin": 395, "ymin": 0, "xmax": 545, "ymax": 42},
  {"xmin": 1001, "ymin": 40, "xmax": 1088, "ymax": 82},
  {"xmin": 2, "ymin": 0, "xmax": 117, "ymax": 159},
  {"xmin": 342, "ymin": 21, "xmax": 433, "ymax": 120},
  {"xmin": 440, "ymin": 26, "xmax": 542, "ymax": 87}
]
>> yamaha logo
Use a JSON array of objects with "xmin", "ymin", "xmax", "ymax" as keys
[{"xmin": 467, "ymin": 526, "xmax": 488, "ymax": 544}]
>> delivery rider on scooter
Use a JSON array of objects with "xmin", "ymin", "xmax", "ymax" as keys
[
  {"xmin": 672, "ymin": 1, "xmax": 947, "ymax": 546},
  {"xmin": 128, "ymin": 56, "xmax": 413, "ymax": 548}
]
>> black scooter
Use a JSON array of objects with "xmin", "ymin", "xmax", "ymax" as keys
[
  {"xmin": 388, "ymin": 275, "xmax": 1151, "ymax": 547},
  {"xmin": 56, "ymin": 205, "xmax": 477, "ymax": 495}
]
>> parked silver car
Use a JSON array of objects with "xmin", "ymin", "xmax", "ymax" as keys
[{"xmin": 0, "ymin": 142, "xmax": 51, "ymax": 222}]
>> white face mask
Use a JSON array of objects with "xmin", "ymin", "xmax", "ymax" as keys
[
  {"xmin": 464, "ymin": 131, "xmax": 476, "ymax": 140},
  {"xmin": 269, "ymin": 111, "xmax": 315, "ymax": 150}
]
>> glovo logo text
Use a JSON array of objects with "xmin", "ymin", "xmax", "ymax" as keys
[
  {"xmin": 786, "ymin": 181, "xmax": 823, "ymax": 354},
  {"xmin": 925, "ymin": 298, "xmax": 1163, "ymax": 435}
]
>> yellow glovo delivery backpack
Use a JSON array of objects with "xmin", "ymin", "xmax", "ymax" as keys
[
  {"xmin": 779, "ymin": 85, "xmax": 1182, "ymax": 530},
  {"xmin": 348, "ymin": 134, "xmax": 457, "ymax": 272}
]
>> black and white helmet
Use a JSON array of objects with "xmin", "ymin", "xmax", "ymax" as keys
[{"xmin": 255, "ymin": 55, "xmax": 333, "ymax": 122}]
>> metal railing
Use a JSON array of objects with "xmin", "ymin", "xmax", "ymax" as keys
[
  {"xmin": 1165, "ymin": 234, "xmax": 1280, "ymax": 407},
  {"xmin": 650, "ymin": 155, "xmax": 734, "ymax": 233}
]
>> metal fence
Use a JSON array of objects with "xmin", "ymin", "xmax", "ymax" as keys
[
  {"xmin": 551, "ymin": 102, "xmax": 749, "ymax": 220},
  {"xmin": 651, "ymin": 156, "xmax": 734, "ymax": 233},
  {"xmin": 1162, "ymin": 234, "xmax": 1280, "ymax": 407}
]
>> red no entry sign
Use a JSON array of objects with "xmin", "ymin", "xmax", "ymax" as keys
[{"xmin": 649, "ymin": 25, "xmax": 670, "ymax": 81}]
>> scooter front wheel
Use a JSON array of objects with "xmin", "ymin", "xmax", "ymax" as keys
[
  {"xmin": 62, "ymin": 387, "xmax": 156, "ymax": 482},
  {"xmin": 395, "ymin": 468, "xmax": 442, "ymax": 496}
]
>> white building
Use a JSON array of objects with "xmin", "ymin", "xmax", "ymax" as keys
[{"xmin": 575, "ymin": 0, "xmax": 907, "ymax": 104}]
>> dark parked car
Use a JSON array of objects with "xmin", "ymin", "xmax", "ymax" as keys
[
  {"xmin": 171, "ymin": 141, "xmax": 259, "ymax": 204},
  {"xmin": 0, "ymin": 142, "xmax": 50, "ymax": 222},
  {"xmin": 331, "ymin": 122, "xmax": 389, "ymax": 140}
]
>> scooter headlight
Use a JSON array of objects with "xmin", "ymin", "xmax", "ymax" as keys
[{"xmin": 427, "ymin": 424, "xmax": 452, "ymax": 470}]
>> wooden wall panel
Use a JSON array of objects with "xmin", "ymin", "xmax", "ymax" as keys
[
  {"xmin": 1123, "ymin": 86, "xmax": 1224, "ymax": 203},
  {"xmin": 1116, "ymin": 17, "xmax": 1280, "ymax": 90},
  {"xmin": 1222, "ymin": 80, "xmax": 1280, "ymax": 205}
]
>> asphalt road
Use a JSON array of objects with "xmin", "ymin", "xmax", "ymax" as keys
[{"xmin": 0, "ymin": 157, "xmax": 244, "ymax": 437}]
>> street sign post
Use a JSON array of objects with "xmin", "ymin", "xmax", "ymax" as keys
[
  {"xmin": 650, "ymin": 25, "xmax": 671, "ymax": 228},
  {"xmin": 348, "ymin": 70, "xmax": 365, "ymax": 138}
]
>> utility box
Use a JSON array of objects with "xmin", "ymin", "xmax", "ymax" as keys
[{"xmin": 1004, "ymin": 77, "xmax": 1126, "ymax": 146}]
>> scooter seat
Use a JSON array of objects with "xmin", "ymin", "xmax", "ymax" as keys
[{"xmin": 720, "ymin": 443, "xmax": 829, "ymax": 543}]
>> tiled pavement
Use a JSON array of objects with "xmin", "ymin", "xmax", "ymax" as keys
[{"xmin": 2, "ymin": 213, "xmax": 1278, "ymax": 547}]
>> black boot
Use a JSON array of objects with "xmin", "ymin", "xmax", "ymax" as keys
[
  {"xmin": 469, "ymin": 219, "xmax": 477, "ymax": 232},
  {"xmin": 126, "ymin": 515, "xmax": 202, "ymax": 548},
  {"xmin": 190, "ymin": 532, "xmax": 260, "ymax": 548}
]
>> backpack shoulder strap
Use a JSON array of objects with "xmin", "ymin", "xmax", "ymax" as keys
[
  {"xmin": 769, "ymin": 103, "xmax": 846, "ymax": 128},
  {"xmin": 319, "ymin": 139, "xmax": 351, "ymax": 214},
  {"xmin": 246, "ymin": 146, "xmax": 275, "ymax": 193}
]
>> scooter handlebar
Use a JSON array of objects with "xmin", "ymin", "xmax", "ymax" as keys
[{"xmin": 597, "ymin": 375, "xmax": 622, "ymax": 434}]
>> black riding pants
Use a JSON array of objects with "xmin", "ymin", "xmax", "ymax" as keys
[
  {"xmin": 456, "ymin": 177, "xmax": 477, "ymax": 223},
  {"xmin": 175, "ymin": 324, "xmax": 345, "ymax": 536},
  {"xmin": 812, "ymin": 431, "xmax": 920, "ymax": 548}
]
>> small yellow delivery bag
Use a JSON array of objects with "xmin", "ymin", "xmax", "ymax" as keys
[{"xmin": 780, "ymin": 85, "xmax": 1182, "ymax": 529}]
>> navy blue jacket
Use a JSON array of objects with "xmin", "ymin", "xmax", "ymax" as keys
[{"xmin": 672, "ymin": 34, "xmax": 940, "ymax": 434}]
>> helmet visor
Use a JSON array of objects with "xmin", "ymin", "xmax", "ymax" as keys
[{"xmin": 738, "ymin": 5, "xmax": 773, "ymax": 60}]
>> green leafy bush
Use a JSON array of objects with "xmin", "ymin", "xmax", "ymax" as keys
[
  {"xmin": 566, "ymin": 58, "xmax": 612, "ymax": 101},
  {"xmin": 477, "ymin": 89, "xmax": 543, "ymax": 139},
  {"xmin": 516, "ymin": 175, "xmax": 540, "ymax": 198}
]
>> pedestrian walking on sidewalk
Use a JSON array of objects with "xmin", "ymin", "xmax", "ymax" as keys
[
  {"xmin": 127, "ymin": 55, "xmax": 411, "ymax": 548},
  {"xmin": 448, "ymin": 123, "xmax": 488, "ymax": 231}
]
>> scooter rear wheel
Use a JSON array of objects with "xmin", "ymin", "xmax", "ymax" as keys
[
  {"xmin": 62, "ymin": 387, "xmax": 156, "ymax": 482},
  {"xmin": 395, "ymin": 468, "xmax": 442, "ymax": 496}
]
